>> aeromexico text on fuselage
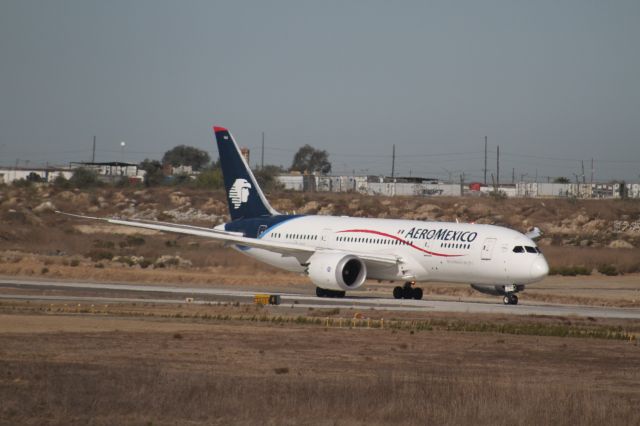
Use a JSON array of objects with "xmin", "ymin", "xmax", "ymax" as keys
[
  {"xmin": 401, "ymin": 227, "xmax": 477, "ymax": 242},
  {"xmin": 224, "ymin": 215, "xmax": 478, "ymax": 244}
]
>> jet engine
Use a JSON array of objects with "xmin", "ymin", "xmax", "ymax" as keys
[{"xmin": 307, "ymin": 252, "xmax": 367, "ymax": 291}]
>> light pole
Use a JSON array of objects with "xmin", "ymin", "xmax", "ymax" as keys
[{"xmin": 120, "ymin": 141, "xmax": 126, "ymax": 176}]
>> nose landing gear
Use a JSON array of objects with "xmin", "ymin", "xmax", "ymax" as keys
[{"xmin": 393, "ymin": 282, "xmax": 423, "ymax": 300}]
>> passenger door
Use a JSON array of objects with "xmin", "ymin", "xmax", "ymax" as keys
[{"xmin": 481, "ymin": 238, "xmax": 497, "ymax": 260}]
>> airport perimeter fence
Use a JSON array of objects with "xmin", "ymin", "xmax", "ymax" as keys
[{"xmin": 276, "ymin": 175, "xmax": 640, "ymax": 199}]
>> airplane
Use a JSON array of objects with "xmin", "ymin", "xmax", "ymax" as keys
[{"xmin": 59, "ymin": 126, "xmax": 549, "ymax": 305}]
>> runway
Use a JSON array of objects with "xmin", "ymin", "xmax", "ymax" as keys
[{"xmin": 1, "ymin": 277, "xmax": 639, "ymax": 320}]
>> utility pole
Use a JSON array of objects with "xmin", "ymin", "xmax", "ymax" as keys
[
  {"xmin": 261, "ymin": 132, "xmax": 265, "ymax": 170},
  {"xmin": 483, "ymin": 136, "xmax": 487, "ymax": 185},
  {"xmin": 460, "ymin": 172, "xmax": 465, "ymax": 196},
  {"xmin": 496, "ymin": 145, "xmax": 500, "ymax": 189},
  {"xmin": 391, "ymin": 144, "xmax": 395, "ymax": 179},
  {"xmin": 92, "ymin": 136, "xmax": 96, "ymax": 163},
  {"xmin": 512, "ymin": 168, "xmax": 515, "ymax": 184},
  {"xmin": 590, "ymin": 158, "xmax": 594, "ymax": 184},
  {"xmin": 581, "ymin": 160, "xmax": 585, "ymax": 184}
]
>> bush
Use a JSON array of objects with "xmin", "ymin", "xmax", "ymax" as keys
[
  {"xmin": 86, "ymin": 250, "xmax": 113, "ymax": 262},
  {"xmin": 52, "ymin": 174, "xmax": 71, "ymax": 188},
  {"xmin": 119, "ymin": 235, "xmax": 145, "ymax": 248},
  {"xmin": 69, "ymin": 168, "xmax": 101, "ymax": 189},
  {"xmin": 193, "ymin": 168, "xmax": 223, "ymax": 189},
  {"xmin": 549, "ymin": 266, "xmax": 592, "ymax": 276},
  {"xmin": 597, "ymin": 264, "xmax": 619, "ymax": 276},
  {"xmin": 93, "ymin": 240, "xmax": 115, "ymax": 249},
  {"xmin": 12, "ymin": 179, "xmax": 33, "ymax": 188},
  {"xmin": 139, "ymin": 259, "xmax": 153, "ymax": 269}
]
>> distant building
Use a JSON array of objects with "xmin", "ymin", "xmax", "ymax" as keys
[
  {"xmin": 70, "ymin": 162, "xmax": 144, "ymax": 183},
  {"xmin": 0, "ymin": 167, "xmax": 72, "ymax": 185}
]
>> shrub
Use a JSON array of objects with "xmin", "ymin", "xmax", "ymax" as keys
[
  {"xmin": 93, "ymin": 240, "xmax": 115, "ymax": 249},
  {"xmin": 11, "ymin": 179, "xmax": 33, "ymax": 188},
  {"xmin": 86, "ymin": 250, "xmax": 113, "ymax": 262},
  {"xmin": 52, "ymin": 174, "xmax": 71, "ymax": 188},
  {"xmin": 597, "ymin": 264, "xmax": 619, "ymax": 276},
  {"xmin": 139, "ymin": 259, "xmax": 153, "ymax": 269},
  {"xmin": 69, "ymin": 259, "xmax": 80, "ymax": 267},
  {"xmin": 549, "ymin": 266, "xmax": 592, "ymax": 276},
  {"xmin": 69, "ymin": 168, "xmax": 101, "ymax": 189},
  {"xmin": 193, "ymin": 168, "xmax": 223, "ymax": 189},
  {"xmin": 119, "ymin": 235, "xmax": 145, "ymax": 248}
]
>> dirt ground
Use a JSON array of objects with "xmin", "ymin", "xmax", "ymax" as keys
[{"xmin": 0, "ymin": 304, "xmax": 639, "ymax": 426}]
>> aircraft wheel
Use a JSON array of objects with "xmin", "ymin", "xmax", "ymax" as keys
[
  {"xmin": 511, "ymin": 294, "xmax": 519, "ymax": 305},
  {"xmin": 316, "ymin": 287, "xmax": 325, "ymax": 298},
  {"xmin": 336, "ymin": 291, "xmax": 346, "ymax": 298},
  {"xmin": 503, "ymin": 295, "xmax": 511, "ymax": 305},
  {"xmin": 402, "ymin": 282, "xmax": 415, "ymax": 299},
  {"xmin": 393, "ymin": 286, "xmax": 403, "ymax": 299},
  {"xmin": 413, "ymin": 287, "xmax": 423, "ymax": 300}
]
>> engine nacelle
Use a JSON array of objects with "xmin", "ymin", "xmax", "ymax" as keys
[
  {"xmin": 307, "ymin": 252, "xmax": 367, "ymax": 291},
  {"xmin": 470, "ymin": 284, "xmax": 525, "ymax": 296}
]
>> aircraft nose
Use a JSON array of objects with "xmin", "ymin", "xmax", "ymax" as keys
[{"xmin": 530, "ymin": 256, "xmax": 549, "ymax": 280}]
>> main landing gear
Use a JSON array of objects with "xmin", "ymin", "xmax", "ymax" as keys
[
  {"xmin": 503, "ymin": 293, "xmax": 519, "ymax": 305},
  {"xmin": 393, "ymin": 282, "xmax": 423, "ymax": 300},
  {"xmin": 316, "ymin": 287, "xmax": 346, "ymax": 298}
]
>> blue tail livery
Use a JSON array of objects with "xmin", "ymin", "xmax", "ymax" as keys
[{"xmin": 213, "ymin": 126, "xmax": 278, "ymax": 220}]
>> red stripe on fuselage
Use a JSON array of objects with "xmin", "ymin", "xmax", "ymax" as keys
[{"xmin": 337, "ymin": 229, "xmax": 465, "ymax": 258}]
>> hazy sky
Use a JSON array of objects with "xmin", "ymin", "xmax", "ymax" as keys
[{"xmin": 1, "ymin": 0, "xmax": 639, "ymax": 182}]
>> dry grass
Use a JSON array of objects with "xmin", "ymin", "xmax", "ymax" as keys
[
  {"xmin": 1, "ymin": 309, "xmax": 639, "ymax": 426},
  {"xmin": 544, "ymin": 246, "xmax": 640, "ymax": 274},
  {"xmin": 1, "ymin": 362, "xmax": 635, "ymax": 426}
]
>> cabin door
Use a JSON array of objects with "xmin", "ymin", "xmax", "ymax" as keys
[{"xmin": 481, "ymin": 238, "xmax": 497, "ymax": 260}]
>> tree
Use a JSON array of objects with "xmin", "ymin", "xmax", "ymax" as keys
[
  {"xmin": 290, "ymin": 145, "xmax": 331, "ymax": 174},
  {"xmin": 553, "ymin": 177, "xmax": 570, "ymax": 184},
  {"xmin": 139, "ymin": 159, "xmax": 164, "ymax": 187},
  {"xmin": 162, "ymin": 145, "xmax": 211, "ymax": 171}
]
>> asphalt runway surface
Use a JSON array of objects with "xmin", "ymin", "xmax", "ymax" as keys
[{"xmin": 1, "ymin": 277, "xmax": 640, "ymax": 320}]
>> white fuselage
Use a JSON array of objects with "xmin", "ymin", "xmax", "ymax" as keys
[{"xmin": 226, "ymin": 215, "xmax": 549, "ymax": 287}]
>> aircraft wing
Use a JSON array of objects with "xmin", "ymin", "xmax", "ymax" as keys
[{"xmin": 56, "ymin": 212, "xmax": 400, "ymax": 267}]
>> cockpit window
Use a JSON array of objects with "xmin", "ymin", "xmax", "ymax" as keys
[
  {"xmin": 535, "ymin": 247, "xmax": 542, "ymax": 253},
  {"xmin": 525, "ymin": 246, "xmax": 537, "ymax": 253},
  {"xmin": 513, "ymin": 246, "xmax": 524, "ymax": 253}
]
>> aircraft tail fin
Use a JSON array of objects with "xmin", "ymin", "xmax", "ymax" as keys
[{"xmin": 213, "ymin": 126, "xmax": 278, "ymax": 220}]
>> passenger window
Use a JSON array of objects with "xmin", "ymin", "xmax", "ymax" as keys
[
  {"xmin": 525, "ymin": 246, "xmax": 537, "ymax": 253},
  {"xmin": 513, "ymin": 246, "xmax": 524, "ymax": 253}
]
